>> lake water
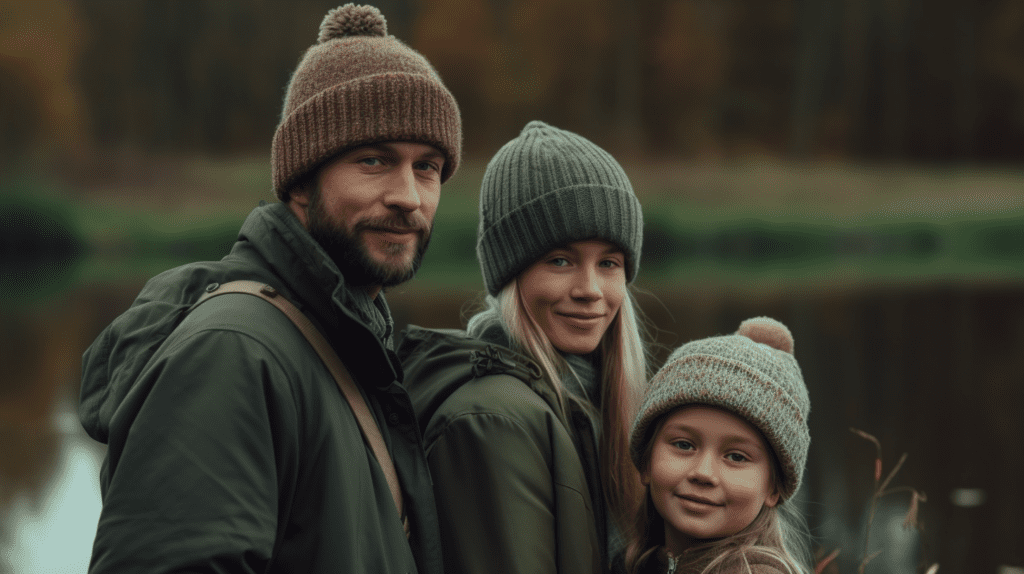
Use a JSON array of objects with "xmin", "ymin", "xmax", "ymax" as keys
[
  {"xmin": 2, "ymin": 400, "xmax": 104, "ymax": 574},
  {"xmin": 1, "ymin": 277, "xmax": 1021, "ymax": 574}
]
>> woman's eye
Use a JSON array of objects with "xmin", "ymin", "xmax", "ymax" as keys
[
  {"xmin": 548, "ymin": 257, "xmax": 569, "ymax": 267},
  {"xmin": 599, "ymin": 259, "xmax": 621, "ymax": 268},
  {"xmin": 671, "ymin": 440, "xmax": 694, "ymax": 451},
  {"xmin": 726, "ymin": 453, "xmax": 748, "ymax": 462},
  {"xmin": 359, "ymin": 157, "xmax": 382, "ymax": 166}
]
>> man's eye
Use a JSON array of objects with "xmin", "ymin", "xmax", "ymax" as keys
[{"xmin": 359, "ymin": 157, "xmax": 382, "ymax": 166}]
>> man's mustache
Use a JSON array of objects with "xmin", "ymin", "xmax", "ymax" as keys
[{"xmin": 355, "ymin": 213, "xmax": 430, "ymax": 236}]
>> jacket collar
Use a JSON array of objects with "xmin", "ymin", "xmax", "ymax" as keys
[{"xmin": 242, "ymin": 201, "xmax": 394, "ymax": 348}]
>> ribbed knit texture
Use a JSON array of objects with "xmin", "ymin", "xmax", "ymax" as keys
[
  {"xmin": 272, "ymin": 4, "xmax": 461, "ymax": 199},
  {"xmin": 630, "ymin": 317, "xmax": 811, "ymax": 499},
  {"xmin": 476, "ymin": 121, "xmax": 643, "ymax": 295}
]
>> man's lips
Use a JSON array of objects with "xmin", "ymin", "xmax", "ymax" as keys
[{"xmin": 364, "ymin": 226, "xmax": 421, "ymax": 241}]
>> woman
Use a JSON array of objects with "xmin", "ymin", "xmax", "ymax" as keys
[{"xmin": 399, "ymin": 120, "xmax": 649, "ymax": 574}]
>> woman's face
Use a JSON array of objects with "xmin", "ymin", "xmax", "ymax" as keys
[
  {"xmin": 517, "ymin": 239, "xmax": 626, "ymax": 355},
  {"xmin": 643, "ymin": 405, "xmax": 780, "ymax": 554}
]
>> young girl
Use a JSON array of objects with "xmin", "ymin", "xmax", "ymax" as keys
[
  {"xmin": 399, "ymin": 120, "xmax": 649, "ymax": 574},
  {"xmin": 625, "ymin": 317, "xmax": 812, "ymax": 574}
]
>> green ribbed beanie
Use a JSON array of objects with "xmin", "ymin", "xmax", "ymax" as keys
[
  {"xmin": 476, "ymin": 121, "xmax": 643, "ymax": 296},
  {"xmin": 630, "ymin": 317, "xmax": 811, "ymax": 499},
  {"xmin": 272, "ymin": 4, "xmax": 462, "ymax": 199}
]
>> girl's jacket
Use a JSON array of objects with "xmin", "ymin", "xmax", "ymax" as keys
[{"xmin": 399, "ymin": 325, "xmax": 606, "ymax": 574}]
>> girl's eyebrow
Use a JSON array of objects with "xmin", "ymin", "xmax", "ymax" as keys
[
  {"xmin": 721, "ymin": 436, "xmax": 766, "ymax": 454},
  {"xmin": 661, "ymin": 421, "xmax": 701, "ymax": 436}
]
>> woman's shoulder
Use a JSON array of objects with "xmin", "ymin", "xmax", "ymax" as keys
[
  {"xmin": 435, "ymin": 368, "xmax": 555, "ymax": 423},
  {"xmin": 399, "ymin": 325, "xmax": 563, "ymax": 435}
]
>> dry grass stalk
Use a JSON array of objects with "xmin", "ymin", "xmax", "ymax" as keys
[
  {"xmin": 815, "ymin": 548, "xmax": 841, "ymax": 574},
  {"xmin": 843, "ymin": 428, "xmax": 934, "ymax": 574}
]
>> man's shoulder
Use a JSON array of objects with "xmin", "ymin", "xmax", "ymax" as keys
[
  {"xmin": 165, "ymin": 289, "xmax": 335, "ymax": 379},
  {"xmin": 177, "ymin": 290, "xmax": 299, "ymax": 343}
]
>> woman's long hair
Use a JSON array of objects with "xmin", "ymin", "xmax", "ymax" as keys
[
  {"xmin": 473, "ymin": 278, "xmax": 650, "ymax": 532},
  {"xmin": 623, "ymin": 415, "xmax": 812, "ymax": 574}
]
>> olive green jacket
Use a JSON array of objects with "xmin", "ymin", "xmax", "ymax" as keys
[
  {"xmin": 79, "ymin": 202, "xmax": 442, "ymax": 574},
  {"xmin": 399, "ymin": 325, "xmax": 605, "ymax": 574}
]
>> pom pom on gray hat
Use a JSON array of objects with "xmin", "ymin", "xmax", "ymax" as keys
[
  {"xmin": 272, "ymin": 3, "xmax": 462, "ymax": 200},
  {"xmin": 629, "ymin": 316, "xmax": 811, "ymax": 500},
  {"xmin": 475, "ymin": 120, "xmax": 643, "ymax": 296}
]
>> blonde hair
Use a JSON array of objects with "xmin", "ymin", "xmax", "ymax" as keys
[
  {"xmin": 478, "ymin": 278, "xmax": 650, "ymax": 531},
  {"xmin": 624, "ymin": 414, "xmax": 812, "ymax": 574}
]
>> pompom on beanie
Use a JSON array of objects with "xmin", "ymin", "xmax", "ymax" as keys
[
  {"xmin": 272, "ymin": 4, "xmax": 462, "ymax": 199},
  {"xmin": 476, "ymin": 121, "xmax": 643, "ymax": 296},
  {"xmin": 630, "ymin": 317, "xmax": 811, "ymax": 499}
]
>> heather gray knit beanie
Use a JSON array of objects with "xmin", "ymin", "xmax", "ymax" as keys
[
  {"xmin": 630, "ymin": 317, "xmax": 811, "ymax": 499},
  {"xmin": 476, "ymin": 121, "xmax": 643, "ymax": 296},
  {"xmin": 272, "ymin": 4, "xmax": 462, "ymax": 199}
]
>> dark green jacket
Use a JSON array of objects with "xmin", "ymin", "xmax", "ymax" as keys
[
  {"xmin": 399, "ymin": 325, "xmax": 605, "ymax": 574},
  {"xmin": 79, "ymin": 202, "xmax": 442, "ymax": 574}
]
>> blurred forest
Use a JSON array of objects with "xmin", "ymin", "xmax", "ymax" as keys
[
  {"xmin": 2, "ymin": 1, "xmax": 1024, "ymax": 574},
  {"xmin": 2, "ymin": 0, "xmax": 1024, "ymax": 173}
]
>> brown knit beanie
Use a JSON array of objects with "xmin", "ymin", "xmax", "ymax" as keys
[
  {"xmin": 630, "ymin": 317, "xmax": 811, "ymax": 499},
  {"xmin": 272, "ymin": 4, "xmax": 462, "ymax": 199}
]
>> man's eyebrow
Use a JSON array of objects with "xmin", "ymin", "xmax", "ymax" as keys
[{"xmin": 415, "ymin": 148, "xmax": 446, "ymax": 161}]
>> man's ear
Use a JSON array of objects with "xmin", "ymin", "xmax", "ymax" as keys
[{"xmin": 286, "ymin": 184, "xmax": 311, "ymax": 227}]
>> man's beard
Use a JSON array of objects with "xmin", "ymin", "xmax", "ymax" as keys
[{"xmin": 306, "ymin": 198, "xmax": 431, "ymax": 289}]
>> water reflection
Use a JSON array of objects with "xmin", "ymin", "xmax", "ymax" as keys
[
  {"xmin": 1, "ymin": 400, "xmax": 104, "ymax": 574},
  {"xmin": 1, "ymin": 269, "xmax": 1022, "ymax": 573}
]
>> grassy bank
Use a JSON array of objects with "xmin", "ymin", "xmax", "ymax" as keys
[{"xmin": 5, "ymin": 158, "xmax": 1024, "ymax": 292}]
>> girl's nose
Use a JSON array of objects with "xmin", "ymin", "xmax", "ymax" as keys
[{"xmin": 687, "ymin": 451, "xmax": 719, "ymax": 486}]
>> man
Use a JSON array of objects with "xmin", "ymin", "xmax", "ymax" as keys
[{"xmin": 78, "ymin": 5, "xmax": 460, "ymax": 573}]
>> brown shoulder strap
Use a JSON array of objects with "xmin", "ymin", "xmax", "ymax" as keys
[{"xmin": 190, "ymin": 280, "xmax": 407, "ymax": 533}]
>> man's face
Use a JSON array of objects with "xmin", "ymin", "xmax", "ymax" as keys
[{"xmin": 293, "ymin": 142, "xmax": 445, "ymax": 291}]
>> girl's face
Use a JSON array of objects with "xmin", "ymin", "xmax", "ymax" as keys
[
  {"xmin": 643, "ymin": 405, "xmax": 780, "ymax": 554},
  {"xmin": 517, "ymin": 239, "xmax": 626, "ymax": 355}
]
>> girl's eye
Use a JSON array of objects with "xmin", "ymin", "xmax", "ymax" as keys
[
  {"xmin": 671, "ymin": 440, "xmax": 694, "ymax": 451},
  {"xmin": 726, "ymin": 453, "xmax": 748, "ymax": 463}
]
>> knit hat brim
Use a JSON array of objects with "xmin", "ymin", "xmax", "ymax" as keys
[
  {"xmin": 477, "ymin": 183, "xmax": 643, "ymax": 295},
  {"xmin": 273, "ymin": 71, "xmax": 461, "ymax": 197}
]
